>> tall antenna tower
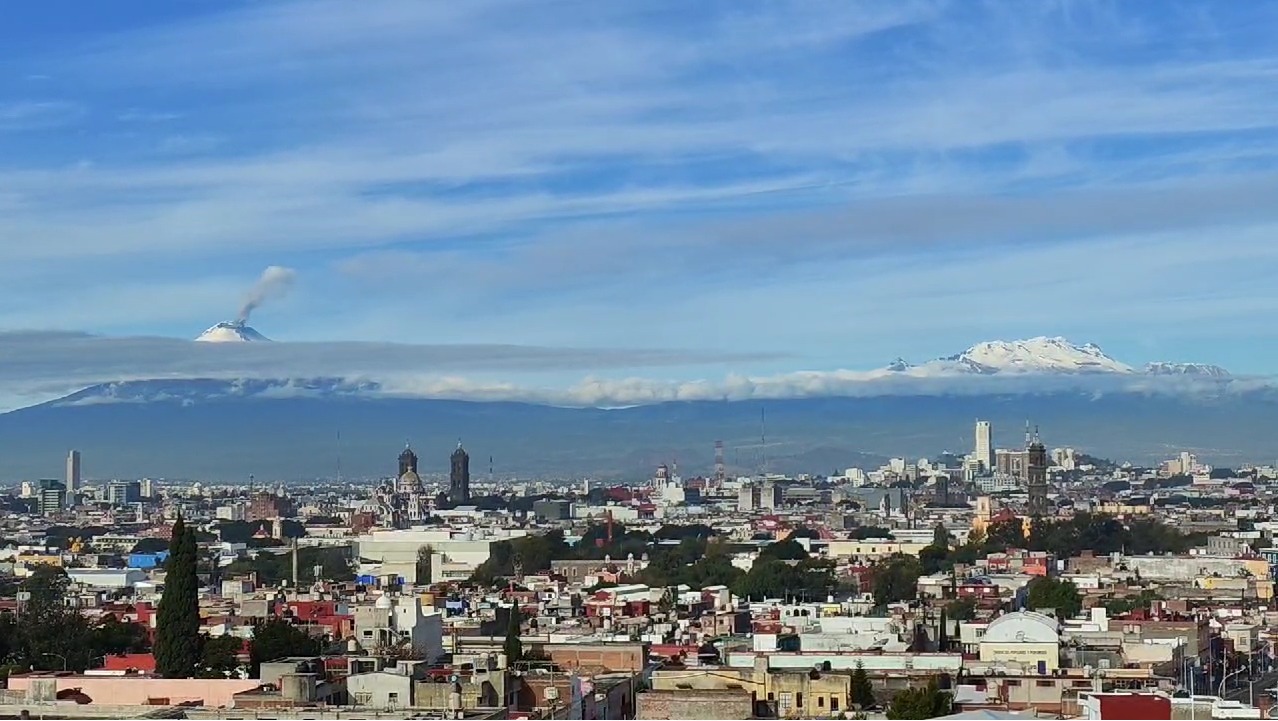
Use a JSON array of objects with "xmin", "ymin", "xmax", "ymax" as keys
[
  {"xmin": 336, "ymin": 430, "xmax": 343, "ymax": 484},
  {"xmin": 760, "ymin": 407, "xmax": 768, "ymax": 475},
  {"xmin": 714, "ymin": 440, "xmax": 726, "ymax": 486}
]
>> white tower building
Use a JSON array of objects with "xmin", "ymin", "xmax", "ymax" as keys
[
  {"xmin": 974, "ymin": 421, "xmax": 994, "ymax": 472},
  {"xmin": 65, "ymin": 450, "xmax": 81, "ymax": 507}
]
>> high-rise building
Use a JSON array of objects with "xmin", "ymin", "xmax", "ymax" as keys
[
  {"xmin": 65, "ymin": 450, "xmax": 81, "ymax": 507},
  {"xmin": 449, "ymin": 441, "xmax": 471, "ymax": 505},
  {"xmin": 107, "ymin": 480, "xmax": 142, "ymax": 507},
  {"xmin": 1026, "ymin": 426, "xmax": 1050, "ymax": 516},
  {"xmin": 974, "ymin": 421, "xmax": 993, "ymax": 471},
  {"xmin": 37, "ymin": 479, "xmax": 66, "ymax": 515},
  {"xmin": 996, "ymin": 448, "xmax": 1030, "ymax": 479}
]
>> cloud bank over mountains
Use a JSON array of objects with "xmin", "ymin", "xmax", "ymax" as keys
[
  {"xmin": 0, "ymin": 330, "xmax": 779, "ymax": 411},
  {"xmin": 5, "ymin": 332, "xmax": 1266, "ymax": 413}
]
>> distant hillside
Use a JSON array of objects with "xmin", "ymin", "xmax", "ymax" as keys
[{"xmin": 0, "ymin": 380, "xmax": 1276, "ymax": 481}]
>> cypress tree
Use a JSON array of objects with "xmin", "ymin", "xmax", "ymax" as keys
[
  {"xmin": 503, "ymin": 603, "xmax": 523, "ymax": 664},
  {"xmin": 155, "ymin": 515, "xmax": 200, "ymax": 677}
]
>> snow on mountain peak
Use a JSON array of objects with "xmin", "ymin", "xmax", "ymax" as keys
[
  {"xmin": 882, "ymin": 337, "xmax": 1236, "ymax": 378},
  {"xmin": 948, "ymin": 336, "xmax": 1133, "ymax": 375},
  {"xmin": 884, "ymin": 336, "xmax": 1135, "ymax": 376},
  {"xmin": 1142, "ymin": 361, "xmax": 1231, "ymax": 378},
  {"xmin": 195, "ymin": 321, "xmax": 271, "ymax": 343}
]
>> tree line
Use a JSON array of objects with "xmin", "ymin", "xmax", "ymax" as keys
[{"xmin": 469, "ymin": 523, "xmax": 838, "ymax": 601}]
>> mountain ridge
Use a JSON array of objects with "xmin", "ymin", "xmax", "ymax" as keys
[
  {"xmin": 885, "ymin": 336, "xmax": 1228, "ymax": 378},
  {"xmin": 0, "ymin": 335, "xmax": 1259, "ymax": 479}
]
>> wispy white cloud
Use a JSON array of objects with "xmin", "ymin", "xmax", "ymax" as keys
[
  {"xmin": 0, "ymin": 100, "xmax": 83, "ymax": 130},
  {"xmin": 0, "ymin": 0, "xmax": 1276, "ymax": 375}
]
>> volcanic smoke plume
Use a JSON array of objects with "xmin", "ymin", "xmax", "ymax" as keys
[{"xmin": 237, "ymin": 266, "xmax": 297, "ymax": 323}]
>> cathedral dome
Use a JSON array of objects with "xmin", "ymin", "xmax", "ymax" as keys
[{"xmin": 397, "ymin": 470, "xmax": 423, "ymax": 493}]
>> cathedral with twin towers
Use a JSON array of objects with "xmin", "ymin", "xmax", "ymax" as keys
[{"xmin": 371, "ymin": 439, "xmax": 472, "ymax": 527}]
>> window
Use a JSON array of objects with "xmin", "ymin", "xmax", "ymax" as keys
[
  {"xmin": 796, "ymin": 692, "xmax": 804, "ymax": 708},
  {"xmin": 831, "ymin": 697, "xmax": 839, "ymax": 711},
  {"xmin": 818, "ymin": 697, "xmax": 825, "ymax": 708},
  {"xmin": 1036, "ymin": 680, "xmax": 1053, "ymax": 688},
  {"xmin": 388, "ymin": 692, "xmax": 399, "ymax": 707},
  {"xmin": 1006, "ymin": 680, "xmax": 1021, "ymax": 687},
  {"xmin": 767, "ymin": 693, "xmax": 775, "ymax": 701}
]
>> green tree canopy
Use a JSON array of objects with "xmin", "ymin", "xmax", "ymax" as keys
[
  {"xmin": 887, "ymin": 681, "xmax": 952, "ymax": 720},
  {"xmin": 249, "ymin": 619, "xmax": 320, "ymax": 676},
  {"xmin": 986, "ymin": 518, "xmax": 1025, "ymax": 548},
  {"xmin": 93, "ymin": 615, "xmax": 151, "ymax": 656},
  {"xmin": 16, "ymin": 565, "xmax": 95, "ymax": 671},
  {"xmin": 871, "ymin": 555, "xmax": 923, "ymax": 606},
  {"xmin": 199, "ymin": 634, "xmax": 244, "ymax": 678},
  {"xmin": 757, "ymin": 538, "xmax": 810, "ymax": 563},
  {"xmin": 732, "ymin": 557, "xmax": 835, "ymax": 602},
  {"xmin": 1026, "ymin": 577, "xmax": 1083, "ymax": 619},
  {"xmin": 222, "ymin": 546, "xmax": 352, "ymax": 586},
  {"xmin": 945, "ymin": 597, "xmax": 978, "ymax": 621}
]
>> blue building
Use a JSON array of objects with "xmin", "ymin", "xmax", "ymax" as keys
[{"xmin": 127, "ymin": 551, "xmax": 169, "ymax": 569}]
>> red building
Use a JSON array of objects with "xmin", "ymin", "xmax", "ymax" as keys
[
  {"xmin": 276, "ymin": 599, "xmax": 352, "ymax": 639},
  {"xmin": 102, "ymin": 653, "xmax": 157, "ymax": 673},
  {"xmin": 1079, "ymin": 691, "xmax": 1171, "ymax": 719}
]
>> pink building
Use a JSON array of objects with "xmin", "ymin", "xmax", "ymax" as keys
[{"xmin": 8, "ymin": 673, "xmax": 261, "ymax": 708}]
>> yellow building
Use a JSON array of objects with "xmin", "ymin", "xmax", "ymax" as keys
[
  {"xmin": 971, "ymin": 497, "xmax": 1036, "ymax": 538},
  {"xmin": 825, "ymin": 540, "xmax": 929, "ymax": 561}
]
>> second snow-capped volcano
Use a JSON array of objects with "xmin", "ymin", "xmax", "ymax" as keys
[
  {"xmin": 195, "ymin": 321, "xmax": 271, "ymax": 343},
  {"xmin": 942, "ymin": 337, "xmax": 1131, "ymax": 374},
  {"xmin": 886, "ymin": 337, "xmax": 1228, "ymax": 377}
]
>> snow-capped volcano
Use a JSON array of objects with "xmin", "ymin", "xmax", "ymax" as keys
[
  {"xmin": 946, "ymin": 337, "xmax": 1132, "ymax": 374},
  {"xmin": 195, "ymin": 321, "xmax": 270, "ymax": 343},
  {"xmin": 885, "ymin": 337, "xmax": 1229, "ymax": 377}
]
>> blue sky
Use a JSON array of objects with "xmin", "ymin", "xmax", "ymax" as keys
[{"xmin": 1, "ymin": 0, "xmax": 1277, "ymax": 403}]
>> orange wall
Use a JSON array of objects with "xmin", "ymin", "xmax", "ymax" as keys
[{"xmin": 8, "ymin": 676, "xmax": 261, "ymax": 708}]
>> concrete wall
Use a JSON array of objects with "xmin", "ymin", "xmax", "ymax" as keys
[
  {"xmin": 637, "ymin": 689, "xmax": 752, "ymax": 720},
  {"xmin": 347, "ymin": 671, "xmax": 414, "ymax": 709},
  {"xmin": 546, "ymin": 643, "xmax": 647, "ymax": 673},
  {"xmin": 6, "ymin": 676, "xmax": 261, "ymax": 708}
]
